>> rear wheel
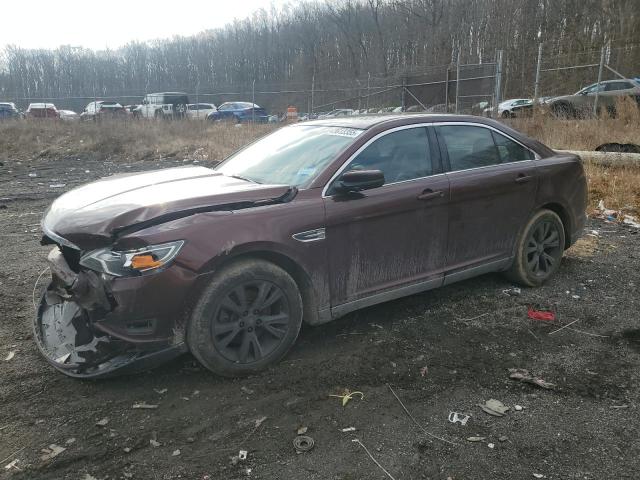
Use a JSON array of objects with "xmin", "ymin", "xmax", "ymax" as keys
[
  {"xmin": 506, "ymin": 209, "xmax": 565, "ymax": 287},
  {"xmin": 551, "ymin": 102, "xmax": 573, "ymax": 119},
  {"xmin": 187, "ymin": 259, "xmax": 303, "ymax": 377}
]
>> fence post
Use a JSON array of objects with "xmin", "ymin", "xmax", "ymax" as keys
[
  {"xmin": 593, "ymin": 46, "xmax": 606, "ymax": 117},
  {"xmin": 444, "ymin": 67, "xmax": 450, "ymax": 112},
  {"xmin": 401, "ymin": 76, "xmax": 406, "ymax": 111},
  {"xmin": 252, "ymin": 79, "xmax": 255, "ymax": 123},
  {"xmin": 311, "ymin": 74, "xmax": 315, "ymax": 115},
  {"xmin": 366, "ymin": 72, "xmax": 370, "ymax": 111},
  {"xmin": 493, "ymin": 50, "xmax": 503, "ymax": 117},
  {"xmin": 455, "ymin": 50, "xmax": 461, "ymax": 114},
  {"xmin": 533, "ymin": 43, "xmax": 542, "ymax": 105}
]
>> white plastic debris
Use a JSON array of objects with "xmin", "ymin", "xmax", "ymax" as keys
[
  {"xmin": 40, "ymin": 444, "xmax": 66, "ymax": 461},
  {"xmin": 514, "ymin": 405, "xmax": 523, "ymax": 411},
  {"xmin": 96, "ymin": 418, "xmax": 109, "ymax": 427},
  {"xmin": 172, "ymin": 449, "xmax": 181, "ymax": 456},
  {"xmin": 341, "ymin": 427, "xmax": 356, "ymax": 432},
  {"xmin": 4, "ymin": 459, "xmax": 19, "ymax": 470},
  {"xmin": 132, "ymin": 402, "xmax": 159, "ymax": 409},
  {"xmin": 487, "ymin": 443, "xmax": 495, "ymax": 449},
  {"xmin": 150, "ymin": 439, "xmax": 161, "ymax": 447},
  {"xmin": 3, "ymin": 351, "xmax": 15, "ymax": 361},
  {"xmin": 239, "ymin": 450, "xmax": 248, "ymax": 460}
]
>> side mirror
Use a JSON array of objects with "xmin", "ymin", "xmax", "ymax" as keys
[{"xmin": 334, "ymin": 169, "xmax": 385, "ymax": 194}]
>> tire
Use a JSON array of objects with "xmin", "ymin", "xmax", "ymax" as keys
[
  {"xmin": 506, "ymin": 209, "xmax": 565, "ymax": 287},
  {"xmin": 187, "ymin": 259, "xmax": 303, "ymax": 377},
  {"xmin": 501, "ymin": 110, "xmax": 512, "ymax": 118}
]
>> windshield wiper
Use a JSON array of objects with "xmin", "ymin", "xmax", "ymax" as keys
[{"xmin": 227, "ymin": 174, "xmax": 261, "ymax": 184}]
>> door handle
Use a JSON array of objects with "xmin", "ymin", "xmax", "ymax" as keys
[
  {"xmin": 417, "ymin": 189, "xmax": 444, "ymax": 201},
  {"xmin": 515, "ymin": 174, "xmax": 532, "ymax": 184}
]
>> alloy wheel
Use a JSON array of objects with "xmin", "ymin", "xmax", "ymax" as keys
[
  {"xmin": 211, "ymin": 281, "xmax": 290, "ymax": 364},
  {"xmin": 525, "ymin": 220, "xmax": 562, "ymax": 277}
]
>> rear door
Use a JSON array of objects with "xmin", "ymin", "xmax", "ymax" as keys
[
  {"xmin": 435, "ymin": 123, "xmax": 538, "ymax": 282},
  {"xmin": 323, "ymin": 125, "xmax": 450, "ymax": 307}
]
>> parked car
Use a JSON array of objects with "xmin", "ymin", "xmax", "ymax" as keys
[
  {"xmin": 207, "ymin": 102, "xmax": 268, "ymax": 123},
  {"xmin": 124, "ymin": 105, "xmax": 140, "ymax": 114},
  {"xmin": 405, "ymin": 105, "xmax": 426, "ymax": 113},
  {"xmin": 26, "ymin": 103, "xmax": 59, "ymax": 119},
  {"xmin": 137, "ymin": 92, "xmax": 190, "ymax": 119},
  {"xmin": 187, "ymin": 103, "xmax": 217, "ymax": 120},
  {"xmin": 36, "ymin": 114, "xmax": 586, "ymax": 379},
  {"xmin": 483, "ymin": 99, "xmax": 533, "ymax": 118},
  {"xmin": 59, "ymin": 109, "xmax": 80, "ymax": 121},
  {"xmin": 545, "ymin": 79, "xmax": 640, "ymax": 118},
  {"xmin": 0, "ymin": 102, "xmax": 21, "ymax": 120},
  {"xmin": 80, "ymin": 101, "xmax": 127, "ymax": 121},
  {"xmin": 318, "ymin": 109, "xmax": 354, "ymax": 119}
]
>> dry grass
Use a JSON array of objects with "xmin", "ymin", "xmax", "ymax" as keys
[
  {"xmin": 1, "ymin": 113, "xmax": 639, "ymax": 212},
  {"xmin": 0, "ymin": 119, "xmax": 274, "ymax": 164}
]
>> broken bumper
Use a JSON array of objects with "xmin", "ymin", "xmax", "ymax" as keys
[{"xmin": 34, "ymin": 247, "xmax": 193, "ymax": 379}]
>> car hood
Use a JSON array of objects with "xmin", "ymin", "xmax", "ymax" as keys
[{"xmin": 42, "ymin": 166, "xmax": 293, "ymax": 249}]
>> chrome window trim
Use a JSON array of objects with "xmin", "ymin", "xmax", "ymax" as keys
[{"xmin": 321, "ymin": 121, "xmax": 539, "ymax": 197}]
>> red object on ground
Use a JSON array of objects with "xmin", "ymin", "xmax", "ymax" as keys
[{"xmin": 527, "ymin": 307, "xmax": 556, "ymax": 321}]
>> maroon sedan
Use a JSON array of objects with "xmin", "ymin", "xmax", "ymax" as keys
[{"xmin": 37, "ymin": 114, "xmax": 587, "ymax": 378}]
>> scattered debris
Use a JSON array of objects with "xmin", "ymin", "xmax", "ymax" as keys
[
  {"xmin": 478, "ymin": 399, "xmax": 510, "ymax": 417},
  {"xmin": 514, "ymin": 405, "xmax": 523, "ymax": 411},
  {"xmin": 40, "ymin": 444, "xmax": 66, "ymax": 461},
  {"xmin": 296, "ymin": 426, "xmax": 308, "ymax": 435},
  {"xmin": 238, "ymin": 450, "xmax": 248, "ymax": 460},
  {"xmin": 509, "ymin": 368, "xmax": 555, "ymax": 390},
  {"xmin": 448, "ymin": 412, "xmax": 470, "ymax": 426},
  {"xmin": 420, "ymin": 366, "xmax": 429, "ymax": 377},
  {"xmin": 594, "ymin": 200, "xmax": 640, "ymax": 228},
  {"xmin": 502, "ymin": 287, "xmax": 521, "ymax": 296},
  {"xmin": 549, "ymin": 319, "xmax": 581, "ymax": 335},
  {"xmin": 150, "ymin": 439, "xmax": 161, "ymax": 447},
  {"xmin": 466, "ymin": 436, "xmax": 486, "ymax": 442},
  {"xmin": 132, "ymin": 402, "xmax": 159, "ymax": 409},
  {"xmin": 352, "ymin": 438, "xmax": 397, "ymax": 480},
  {"xmin": 527, "ymin": 307, "xmax": 555, "ymax": 322},
  {"xmin": 65, "ymin": 438, "xmax": 76, "ymax": 445},
  {"xmin": 341, "ymin": 427, "xmax": 356, "ymax": 432},
  {"xmin": 240, "ymin": 386, "xmax": 255, "ymax": 395},
  {"xmin": 154, "ymin": 388, "xmax": 168, "ymax": 394},
  {"xmin": 329, "ymin": 389, "xmax": 364, "ymax": 407},
  {"xmin": 488, "ymin": 443, "xmax": 495, "ymax": 449},
  {"xmin": 123, "ymin": 447, "xmax": 131, "ymax": 453},
  {"xmin": 96, "ymin": 418, "xmax": 109, "ymax": 427},
  {"xmin": 533, "ymin": 474, "xmax": 545, "ymax": 479},
  {"xmin": 293, "ymin": 435, "xmax": 315, "ymax": 453},
  {"xmin": 4, "ymin": 459, "xmax": 19, "ymax": 471},
  {"xmin": 82, "ymin": 474, "xmax": 98, "ymax": 480},
  {"xmin": 49, "ymin": 183, "xmax": 66, "ymax": 188},
  {"xmin": 387, "ymin": 384, "xmax": 458, "ymax": 446},
  {"xmin": 498, "ymin": 435, "xmax": 508, "ymax": 442},
  {"xmin": 3, "ymin": 351, "xmax": 15, "ymax": 361},
  {"xmin": 172, "ymin": 449, "xmax": 181, "ymax": 456},
  {"xmin": 28, "ymin": 173, "xmax": 37, "ymax": 178}
]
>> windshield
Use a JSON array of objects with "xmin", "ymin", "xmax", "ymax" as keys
[{"xmin": 216, "ymin": 125, "xmax": 363, "ymax": 187}]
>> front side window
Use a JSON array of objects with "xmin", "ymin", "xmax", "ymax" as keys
[
  {"xmin": 216, "ymin": 125, "xmax": 363, "ymax": 187},
  {"xmin": 343, "ymin": 127, "xmax": 432, "ymax": 185}
]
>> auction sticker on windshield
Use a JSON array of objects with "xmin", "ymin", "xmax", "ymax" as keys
[{"xmin": 326, "ymin": 127, "xmax": 363, "ymax": 138}]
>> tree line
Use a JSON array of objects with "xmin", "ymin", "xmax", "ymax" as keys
[{"xmin": 0, "ymin": 0, "xmax": 638, "ymax": 111}]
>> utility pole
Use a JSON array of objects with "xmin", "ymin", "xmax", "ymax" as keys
[
  {"xmin": 493, "ymin": 50, "xmax": 503, "ymax": 118},
  {"xmin": 455, "ymin": 50, "xmax": 461, "ymax": 114},
  {"xmin": 533, "ymin": 43, "xmax": 543, "ymax": 105}
]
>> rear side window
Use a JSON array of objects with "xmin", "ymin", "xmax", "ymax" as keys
[
  {"xmin": 491, "ymin": 131, "xmax": 534, "ymax": 162},
  {"xmin": 437, "ymin": 125, "xmax": 500, "ymax": 171},
  {"xmin": 346, "ymin": 127, "xmax": 432, "ymax": 185},
  {"xmin": 605, "ymin": 81, "xmax": 634, "ymax": 91}
]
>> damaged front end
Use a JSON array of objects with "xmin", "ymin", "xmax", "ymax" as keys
[{"xmin": 35, "ymin": 243, "xmax": 187, "ymax": 379}]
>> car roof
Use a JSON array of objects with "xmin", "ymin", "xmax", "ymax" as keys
[
  {"xmin": 28, "ymin": 103, "xmax": 56, "ymax": 108},
  {"xmin": 148, "ymin": 92, "xmax": 188, "ymax": 95},
  {"xmin": 301, "ymin": 113, "xmax": 501, "ymax": 129}
]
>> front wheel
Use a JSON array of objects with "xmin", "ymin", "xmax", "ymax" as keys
[
  {"xmin": 187, "ymin": 259, "xmax": 303, "ymax": 377},
  {"xmin": 506, "ymin": 209, "xmax": 565, "ymax": 287}
]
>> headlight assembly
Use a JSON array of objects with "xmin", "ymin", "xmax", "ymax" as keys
[{"xmin": 80, "ymin": 241, "xmax": 184, "ymax": 277}]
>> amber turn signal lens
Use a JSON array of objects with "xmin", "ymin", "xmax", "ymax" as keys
[{"xmin": 130, "ymin": 254, "xmax": 162, "ymax": 270}]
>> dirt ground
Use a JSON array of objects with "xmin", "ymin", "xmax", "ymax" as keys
[{"xmin": 1, "ymin": 153, "xmax": 639, "ymax": 480}]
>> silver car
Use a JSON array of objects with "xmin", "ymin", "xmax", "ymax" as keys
[{"xmin": 546, "ymin": 79, "xmax": 640, "ymax": 118}]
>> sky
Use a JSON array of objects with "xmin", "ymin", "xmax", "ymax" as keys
[{"xmin": 0, "ymin": 0, "xmax": 298, "ymax": 51}]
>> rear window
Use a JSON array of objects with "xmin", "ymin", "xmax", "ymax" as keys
[{"xmin": 163, "ymin": 95, "xmax": 188, "ymax": 104}]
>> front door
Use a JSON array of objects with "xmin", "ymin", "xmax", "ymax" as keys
[
  {"xmin": 434, "ymin": 124, "xmax": 538, "ymax": 280},
  {"xmin": 323, "ymin": 126, "xmax": 450, "ymax": 307}
]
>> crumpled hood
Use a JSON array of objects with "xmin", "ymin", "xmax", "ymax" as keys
[{"xmin": 42, "ymin": 166, "xmax": 292, "ymax": 249}]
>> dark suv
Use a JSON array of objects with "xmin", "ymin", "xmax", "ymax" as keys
[{"xmin": 36, "ymin": 114, "xmax": 587, "ymax": 379}]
